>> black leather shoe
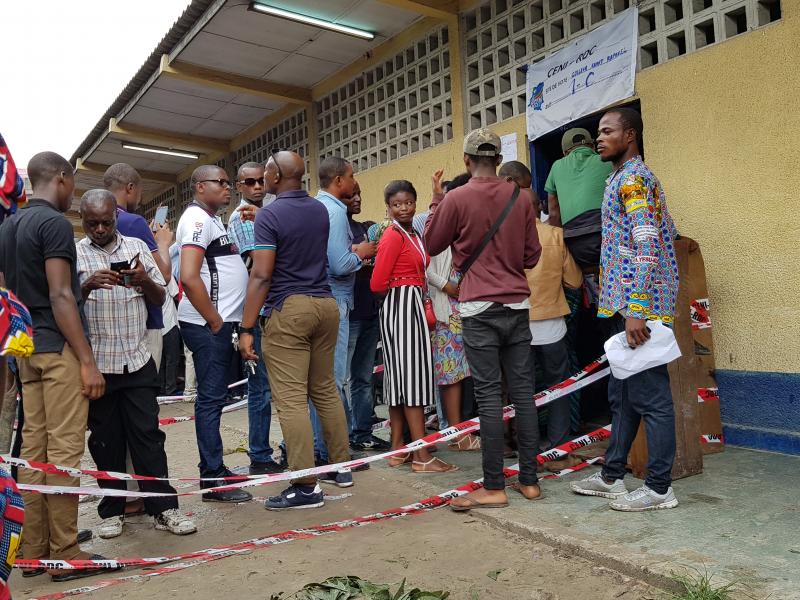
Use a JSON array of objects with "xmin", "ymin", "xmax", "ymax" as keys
[
  {"xmin": 202, "ymin": 488, "xmax": 253, "ymax": 503},
  {"xmin": 50, "ymin": 554, "xmax": 122, "ymax": 582},
  {"xmin": 249, "ymin": 461, "xmax": 286, "ymax": 475},
  {"xmin": 77, "ymin": 529, "xmax": 93, "ymax": 544}
]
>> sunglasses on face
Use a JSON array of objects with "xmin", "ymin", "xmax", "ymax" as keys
[
  {"xmin": 239, "ymin": 177, "xmax": 265, "ymax": 186},
  {"xmin": 198, "ymin": 178, "xmax": 232, "ymax": 188}
]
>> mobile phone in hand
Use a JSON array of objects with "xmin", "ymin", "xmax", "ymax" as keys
[
  {"xmin": 110, "ymin": 260, "xmax": 130, "ymax": 286},
  {"xmin": 153, "ymin": 205, "xmax": 168, "ymax": 230}
]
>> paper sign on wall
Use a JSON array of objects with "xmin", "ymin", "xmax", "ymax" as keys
[
  {"xmin": 525, "ymin": 8, "xmax": 639, "ymax": 140},
  {"xmin": 500, "ymin": 133, "xmax": 518, "ymax": 163}
]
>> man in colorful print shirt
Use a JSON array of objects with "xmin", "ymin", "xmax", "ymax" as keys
[{"xmin": 571, "ymin": 108, "xmax": 680, "ymax": 512}]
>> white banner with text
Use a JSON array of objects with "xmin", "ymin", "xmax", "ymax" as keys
[{"xmin": 525, "ymin": 7, "xmax": 638, "ymax": 140}]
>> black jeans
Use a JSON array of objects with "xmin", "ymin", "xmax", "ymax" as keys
[
  {"xmin": 160, "ymin": 326, "xmax": 182, "ymax": 396},
  {"xmin": 462, "ymin": 304, "xmax": 539, "ymax": 490},
  {"xmin": 531, "ymin": 337, "xmax": 572, "ymax": 447},
  {"xmin": 87, "ymin": 359, "xmax": 178, "ymax": 518},
  {"xmin": 600, "ymin": 315, "xmax": 676, "ymax": 494}
]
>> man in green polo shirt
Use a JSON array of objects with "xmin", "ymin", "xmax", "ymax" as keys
[{"xmin": 545, "ymin": 128, "xmax": 612, "ymax": 271}]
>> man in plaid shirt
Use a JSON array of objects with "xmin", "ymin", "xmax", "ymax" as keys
[{"xmin": 77, "ymin": 190, "xmax": 197, "ymax": 539}]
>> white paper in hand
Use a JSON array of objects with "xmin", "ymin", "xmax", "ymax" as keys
[{"xmin": 603, "ymin": 320, "xmax": 682, "ymax": 380}]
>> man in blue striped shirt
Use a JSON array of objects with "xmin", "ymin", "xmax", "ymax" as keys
[{"xmin": 228, "ymin": 162, "xmax": 283, "ymax": 475}]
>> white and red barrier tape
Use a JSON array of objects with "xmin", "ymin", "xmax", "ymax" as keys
[
  {"xmin": 28, "ymin": 459, "xmax": 604, "ymax": 600},
  {"xmin": 15, "ymin": 427, "xmax": 609, "ymax": 575},
  {"xmin": 3, "ymin": 358, "xmax": 611, "ymax": 495},
  {"xmin": 690, "ymin": 298, "xmax": 712, "ymax": 331},
  {"xmin": 156, "ymin": 397, "xmax": 248, "ymax": 427},
  {"xmin": 156, "ymin": 378, "xmax": 248, "ymax": 404},
  {"xmin": 697, "ymin": 387, "xmax": 719, "ymax": 403}
]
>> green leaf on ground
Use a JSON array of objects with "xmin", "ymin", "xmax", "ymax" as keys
[
  {"xmin": 283, "ymin": 576, "xmax": 448, "ymax": 600},
  {"xmin": 486, "ymin": 569, "xmax": 504, "ymax": 581}
]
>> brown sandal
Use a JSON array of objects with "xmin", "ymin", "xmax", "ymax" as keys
[
  {"xmin": 411, "ymin": 457, "xmax": 459, "ymax": 473},
  {"xmin": 509, "ymin": 482, "xmax": 543, "ymax": 500},
  {"xmin": 449, "ymin": 433, "xmax": 482, "ymax": 451},
  {"xmin": 450, "ymin": 496, "xmax": 509, "ymax": 512},
  {"xmin": 386, "ymin": 452, "xmax": 412, "ymax": 468}
]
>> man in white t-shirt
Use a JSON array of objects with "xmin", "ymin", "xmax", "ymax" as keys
[{"xmin": 177, "ymin": 165, "xmax": 252, "ymax": 503}]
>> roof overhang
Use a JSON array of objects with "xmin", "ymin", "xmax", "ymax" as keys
[{"xmin": 70, "ymin": 0, "xmax": 454, "ymax": 200}]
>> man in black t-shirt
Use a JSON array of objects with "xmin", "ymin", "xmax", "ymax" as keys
[{"xmin": 0, "ymin": 152, "xmax": 118, "ymax": 581}]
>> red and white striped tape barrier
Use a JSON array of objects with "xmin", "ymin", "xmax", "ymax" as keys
[
  {"xmin": 15, "ymin": 427, "xmax": 609, "ymax": 575},
  {"xmin": 157, "ymin": 397, "xmax": 248, "ymax": 427},
  {"xmin": 697, "ymin": 387, "xmax": 719, "ymax": 403},
  {"xmin": 373, "ymin": 355, "xmax": 609, "ymax": 431},
  {"xmin": 28, "ymin": 457, "xmax": 603, "ymax": 600},
  {"xmin": 690, "ymin": 298, "xmax": 712, "ymax": 331},
  {"xmin": 156, "ymin": 378, "xmax": 248, "ymax": 404},
  {"xmin": 3, "ymin": 359, "xmax": 611, "ymax": 496}
]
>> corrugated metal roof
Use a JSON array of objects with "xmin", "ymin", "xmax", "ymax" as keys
[{"xmin": 69, "ymin": 0, "xmax": 216, "ymax": 165}]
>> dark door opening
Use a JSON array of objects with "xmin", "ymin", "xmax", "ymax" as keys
[
  {"xmin": 529, "ymin": 99, "xmax": 642, "ymax": 216},
  {"xmin": 528, "ymin": 99, "xmax": 643, "ymax": 425}
]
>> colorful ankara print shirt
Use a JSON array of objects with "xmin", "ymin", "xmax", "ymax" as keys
[{"xmin": 598, "ymin": 156, "xmax": 679, "ymax": 324}]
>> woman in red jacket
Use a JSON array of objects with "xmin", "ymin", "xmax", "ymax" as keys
[{"xmin": 370, "ymin": 180, "xmax": 457, "ymax": 473}]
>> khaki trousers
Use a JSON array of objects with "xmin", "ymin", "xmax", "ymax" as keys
[
  {"xmin": 17, "ymin": 344, "xmax": 89, "ymax": 560},
  {"xmin": 262, "ymin": 295, "xmax": 349, "ymax": 486}
]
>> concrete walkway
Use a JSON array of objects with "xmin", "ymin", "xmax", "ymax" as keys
[
  {"xmin": 39, "ymin": 398, "xmax": 795, "ymax": 599},
  {"xmin": 402, "ymin": 440, "xmax": 800, "ymax": 599}
]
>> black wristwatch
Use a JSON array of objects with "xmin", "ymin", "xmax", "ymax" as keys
[{"xmin": 239, "ymin": 326, "xmax": 258, "ymax": 335}]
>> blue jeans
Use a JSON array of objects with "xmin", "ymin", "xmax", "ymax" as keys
[
  {"xmin": 248, "ymin": 326, "xmax": 275, "ymax": 464},
  {"xmin": 311, "ymin": 295, "xmax": 351, "ymax": 461},
  {"xmin": 346, "ymin": 317, "xmax": 379, "ymax": 444},
  {"xmin": 179, "ymin": 321, "xmax": 236, "ymax": 479},
  {"xmin": 601, "ymin": 315, "xmax": 676, "ymax": 494}
]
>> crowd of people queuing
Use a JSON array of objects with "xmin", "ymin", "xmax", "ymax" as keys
[{"xmin": 0, "ymin": 106, "xmax": 681, "ymax": 586}]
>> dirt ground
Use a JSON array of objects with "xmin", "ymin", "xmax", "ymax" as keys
[{"xmin": 13, "ymin": 402, "xmax": 658, "ymax": 600}]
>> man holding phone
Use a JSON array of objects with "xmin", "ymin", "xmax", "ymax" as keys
[
  {"xmin": 78, "ymin": 189, "xmax": 196, "ymax": 539},
  {"xmin": 177, "ymin": 165, "xmax": 252, "ymax": 503}
]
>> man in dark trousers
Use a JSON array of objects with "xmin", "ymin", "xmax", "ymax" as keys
[
  {"xmin": 424, "ymin": 129, "xmax": 542, "ymax": 511},
  {"xmin": 78, "ymin": 190, "xmax": 197, "ymax": 538},
  {"xmin": 0, "ymin": 151, "xmax": 118, "ymax": 582}
]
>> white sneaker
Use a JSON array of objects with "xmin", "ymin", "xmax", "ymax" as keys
[
  {"xmin": 154, "ymin": 509, "xmax": 197, "ymax": 535},
  {"xmin": 570, "ymin": 472, "xmax": 628, "ymax": 499},
  {"xmin": 610, "ymin": 485, "xmax": 679, "ymax": 512},
  {"xmin": 98, "ymin": 515, "xmax": 124, "ymax": 539}
]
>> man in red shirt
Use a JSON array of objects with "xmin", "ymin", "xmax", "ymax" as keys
[{"xmin": 424, "ymin": 129, "xmax": 542, "ymax": 510}]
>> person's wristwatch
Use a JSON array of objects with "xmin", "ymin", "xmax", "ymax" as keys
[{"xmin": 239, "ymin": 326, "xmax": 257, "ymax": 335}]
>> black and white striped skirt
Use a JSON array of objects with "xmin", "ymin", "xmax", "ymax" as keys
[{"xmin": 379, "ymin": 285, "xmax": 435, "ymax": 407}]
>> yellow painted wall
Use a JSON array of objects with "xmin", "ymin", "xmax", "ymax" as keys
[{"xmin": 353, "ymin": 4, "xmax": 800, "ymax": 374}]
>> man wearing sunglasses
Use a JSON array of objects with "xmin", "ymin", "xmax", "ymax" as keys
[
  {"xmin": 227, "ymin": 162, "xmax": 283, "ymax": 476},
  {"xmin": 177, "ymin": 165, "xmax": 252, "ymax": 503}
]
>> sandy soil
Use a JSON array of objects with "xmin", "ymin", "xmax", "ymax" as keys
[{"xmin": 13, "ymin": 401, "xmax": 657, "ymax": 600}]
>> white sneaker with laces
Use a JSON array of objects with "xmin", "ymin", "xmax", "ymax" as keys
[
  {"xmin": 154, "ymin": 509, "xmax": 197, "ymax": 535},
  {"xmin": 610, "ymin": 485, "xmax": 679, "ymax": 512},
  {"xmin": 98, "ymin": 515, "xmax": 124, "ymax": 539},
  {"xmin": 570, "ymin": 472, "xmax": 628, "ymax": 499}
]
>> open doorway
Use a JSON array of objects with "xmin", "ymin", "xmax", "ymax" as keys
[
  {"xmin": 527, "ymin": 99, "xmax": 643, "ymax": 425},
  {"xmin": 528, "ymin": 99, "xmax": 643, "ymax": 215}
]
